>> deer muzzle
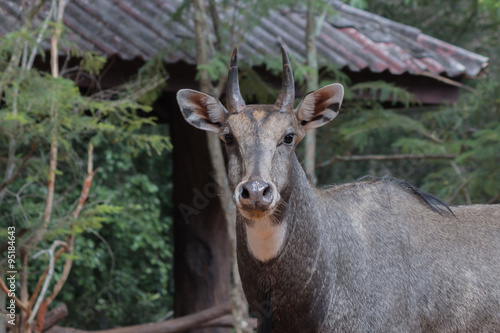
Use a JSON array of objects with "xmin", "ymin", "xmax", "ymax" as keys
[{"xmin": 235, "ymin": 178, "xmax": 278, "ymax": 218}]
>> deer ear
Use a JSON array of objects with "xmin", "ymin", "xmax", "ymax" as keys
[
  {"xmin": 176, "ymin": 89, "xmax": 228, "ymax": 133},
  {"xmin": 296, "ymin": 83, "xmax": 344, "ymax": 132}
]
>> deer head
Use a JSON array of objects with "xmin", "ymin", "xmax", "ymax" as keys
[{"xmin": 177, "ymin": 47, "xmax": 344, "ymax": 220}]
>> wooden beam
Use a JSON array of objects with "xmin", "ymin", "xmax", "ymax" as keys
[{"xmin": 44, "ymin": 302, "xmax": 233, "ymax": 333}]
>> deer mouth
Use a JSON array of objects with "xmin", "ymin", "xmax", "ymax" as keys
[{"xmin": 237, "ymin": 205, "xmax": 276, "ymax": 220}]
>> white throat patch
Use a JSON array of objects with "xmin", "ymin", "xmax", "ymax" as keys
[{"xmin": 245, "ymin": 218, "xmax": 287, "ymax": 262}]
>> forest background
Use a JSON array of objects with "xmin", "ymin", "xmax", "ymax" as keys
[{"xmin": 0, "ymin": 0, "xmax": 499, "ymax": 331}]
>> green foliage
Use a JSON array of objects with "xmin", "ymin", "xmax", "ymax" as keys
[
  {"xmin": 419, "ymin": 79, "xmax": 500, "ymax": 203},
  {"xmin": 309, "ymin": 0, "xmax": 500, "ymax": 205},
  {"xmin": 60, "ymin": 140, "xmax": 173, "ymax": 328},
  {"xmin": 80, "ymin": 52, "xmax": 107, "ymax": 76},
  {"xmin": 342, "ymin": 0, "xmax": 368, "ymax": 9},
  {"xmin": 0, "ymin": 17, "xmax": 172, "ymax": 329},
  {"xmin": 350, "ymin": 81, "xmax": 417, "ymax": 108},
  {"xmin": 196, "ymin": 51, "xmax": 230, "ymax": 82},
  {"xmin": 316, "ymin": 74, "xmax": 500, "ymax": 204},
  {"xmin": 239, "ymin": 64, "xmax": 281, "ymax": 104}
]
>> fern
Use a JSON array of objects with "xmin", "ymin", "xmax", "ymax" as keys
[{"xmin": 350, "ymin": 81, "xmax": 417, "ymax": 107}]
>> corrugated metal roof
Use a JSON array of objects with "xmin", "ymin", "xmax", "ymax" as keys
[{"xmin": 0, "ymin": 0, "xmax": 488, "ymax": 78}]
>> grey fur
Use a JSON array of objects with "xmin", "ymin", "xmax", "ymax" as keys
[
  {"xmin": 237, "ymin": 158, "xmax": 500, "ymax": 332},
  {"xmin": 176, "ymin": 49, "xmax": 500, "ymax": 332}
]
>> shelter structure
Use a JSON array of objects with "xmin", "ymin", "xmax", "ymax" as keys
[{"xmin": 0, "ymin": 0, "xmax": 488, "ymax": 104}]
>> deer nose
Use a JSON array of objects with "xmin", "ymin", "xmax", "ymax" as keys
[{"xmin": 239, "ymin": 179, "xmax": 273, "ymax": 210}]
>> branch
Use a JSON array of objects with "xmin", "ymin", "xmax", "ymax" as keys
[
  {"xmin": 28, "ymin": 142, "xmax": 94, "ymax": 330},
  {"xmin": 28, "ymin": 240, "xmax": 68, "ymax": 324},
  {"xmin": 24, "ymin": 0, "xmax": 45, "ymax": 24},
  {"xmin": 488, "ymin": 191, "xmax": 500, "ymax": 204},
  {"xmin": 20, "ymin": 249, "xmax": 29, "ymax": 318},
  {"xmin": 90, "ymin": 75, "xmax": 167, "ymax": 108},
  {"xmin": 34, "ymin": 100, "xmax": 58, "ymax": 246},
  {"xmin": 27, "ymin": 0, "xmax": 69, "ymax": 250},
  {"xmin": 317, "ymin": 153, "xmax": 457, "ymax": 168},
  {"xmin": 34, "ymin": 299, "xmax": 50, "ymax": 333},
  {"xmin": 229, "ymin": 0, "xmax": 239, "ymax": 47},
  {"xmin": 41, "ymin": 303, "xmax": 68, "ymax": 331},
  {"xmin": 193, "ymin": 0, "xmax": 215, "ymax": 94},
  {"xmin": 51, "ymin": 0, "xmax": 68, "ymax": 78},
  {"xmin": 417, "ymin": 71, "xmax": 475, "ymax": 93},
  {"xmin": 0, "ymin": 278, "xmax": 30, "ymax": 314},
  {"xmin": 446, "ymin": 176, "xmax": 472, "ymax": 203},
  {"xmin": 45, "ymin": 301, "xmax": 232, "ymax": 333},
  {"xmin": 0, "ymin": 33, "xmax": 23, "ymax": 98},
  {"xmin": 446, "ymin": 161, "xmax": 472, "ymax": 204},
  {"xmin": 45, "ymin": 143, "xmax": 95, "ymax": 308},
  {"xmin": 73, "ymin": 143, "xmax": 95, "ymax": 218},
  {"xmin": 28, "ymin": 247, "xmax": 66, "ymax": 309},
  {"xmin": 198, "ymin": 314, "xmax": 256, "ymax": 329},
  {"xmin": 0, "ymin": 141, "xmax": 36, "ymax": 193},
  {"xmin": 192, "ymin": 2, "xmax": 251, "ymax": 332},
  {"xmin": 27, "ymin": 0, "xmax": 58, "ymax": 69},
  {"xmin": 303, "ymin": 0, "xmax": 319, "ymax": 183}
]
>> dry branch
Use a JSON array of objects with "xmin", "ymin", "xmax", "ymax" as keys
[
  {"xmin": 28, "ymin": 0, "xmax": 69, "ymax": 251},
  {"xmin": 45, "ymin": 301, "xmax": 232, "ymax": 333},
  {"xmin": 317, "ymin": 153, "xmax": 457, "ymax": 168},
  {"xmin": 488, "ymin": 191, "xmax": 500, "ymax": 204},
  {"xmin": 28, "ymin": 240, "xmax": 68, "ymax": 324},
  {"xmin": 34, "ymin": 300, "xmax": 49, "ymax": 332},
  {"xmin": 417, "ymin": 71, "xmax": 475, "ymax": 93},
  {"xmin": 41, "ymin": 303, "xmax": 68, "ymax": 331},
  {"xmin": 27, "ymin": 142, "xmax": 94, "ymax": 331},
  {"xmin": 72, "ymin": 143, "xmax": 96, "ymax": 219},
  {"xmin": 28, "ymin": 247, "xmax": 66, "ymax": 309},
  {"xmin": 202, "ymin": 314, "xmax": 257, "ymax": 329},
  {"xmin": 0, "ymin": 278, "xmax": 30, "ymax": 314},
  {"xmin": 45, "ymin": 143, "xmax": 95, "ymax": 307}
]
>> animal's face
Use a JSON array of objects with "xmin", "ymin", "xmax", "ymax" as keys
[
  {"xmin": 176, "ymin": 47, "xmax": 344, "ymax": 220},
  {"xmin": 222, "ymin": 105, "xmax": 301, "ymax": 219}
]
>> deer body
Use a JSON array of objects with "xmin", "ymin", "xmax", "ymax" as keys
[
  {"xmin": 177, "ymin": 47, "xmax": 500, "ymax": 332},
  {"xmin": 237, "ymin": 156, "xmax": 500, "ymax": 332}
]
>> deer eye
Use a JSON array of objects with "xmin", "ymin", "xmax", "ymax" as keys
[
  {"xmin": 222, "ymin": 133, "xmax": 234, "ymax": 145},
  {"xmin": 283, "ymin": 133, "xmax": 295, "ymax": 145}
]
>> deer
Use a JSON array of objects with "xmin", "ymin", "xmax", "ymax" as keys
[{"xmin": 176, "ymin": 47, "xmax": 500, "ymax": 332}]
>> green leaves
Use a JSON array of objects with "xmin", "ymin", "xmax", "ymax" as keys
[
  {"xmin": 59, "ymin": 144, "xmax": 174, "ymax": 328},
  {"xmin": 80, "ymin": 52, "xmax": 107, "ymax": 76},
  {"xmin": 350, "ymin": 81, "xmax": 417, "ymax": 108},
  {"xmin": 0, "ymin": 18, "xmax": 173, "ymax": 329},
  {"xmin": 196, "ymin": 51, "xmax": 230, "ymax": 82}
]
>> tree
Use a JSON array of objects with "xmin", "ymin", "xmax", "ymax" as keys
[
  {"xmin": 344, "ymin": 0, "xmax": 500, "ymax": 204},
  {"xmin": 173, "ymin": 1, "xmax": 248, "ymax": 332},
  {"xmin": 0, "ymin": 1, "xmax": 169, "ymax": 331},
  {"xmin": 303, "ymin": 0, "xmax": 321, "ymax": 183}
]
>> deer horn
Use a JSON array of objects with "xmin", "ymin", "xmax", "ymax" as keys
[
  {"xmin": 275, "ymin": 45, "xmax": 295, "ymax": 111},
  {"xmin": 226, "ymin": 47, "xmax": 245, "ymax": 113}
]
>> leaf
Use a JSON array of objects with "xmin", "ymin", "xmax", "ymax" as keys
[{"xmin": 350, "ymin": 81, "xmax": 418, "ymax": 107}]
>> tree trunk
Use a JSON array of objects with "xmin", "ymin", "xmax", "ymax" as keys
[
  {"xmin": 303, "ymin": 0, "xmax": 319, "ymax": 184},
  {"xmin": 171, "ymin": 95, "xmax": 231, "ymax": 333},
  {"xmin": 189, "ymin": 1, "xmax": 250, "ymax": 332},
  {"xmin": 0, "ymin": 281, "xmax": 5, "ymax": 333}
]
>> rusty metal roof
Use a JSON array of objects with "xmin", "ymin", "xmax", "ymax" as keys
[{"xmin": 0, "ymin": 0, "xmax": 488, "ymax": 79}]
